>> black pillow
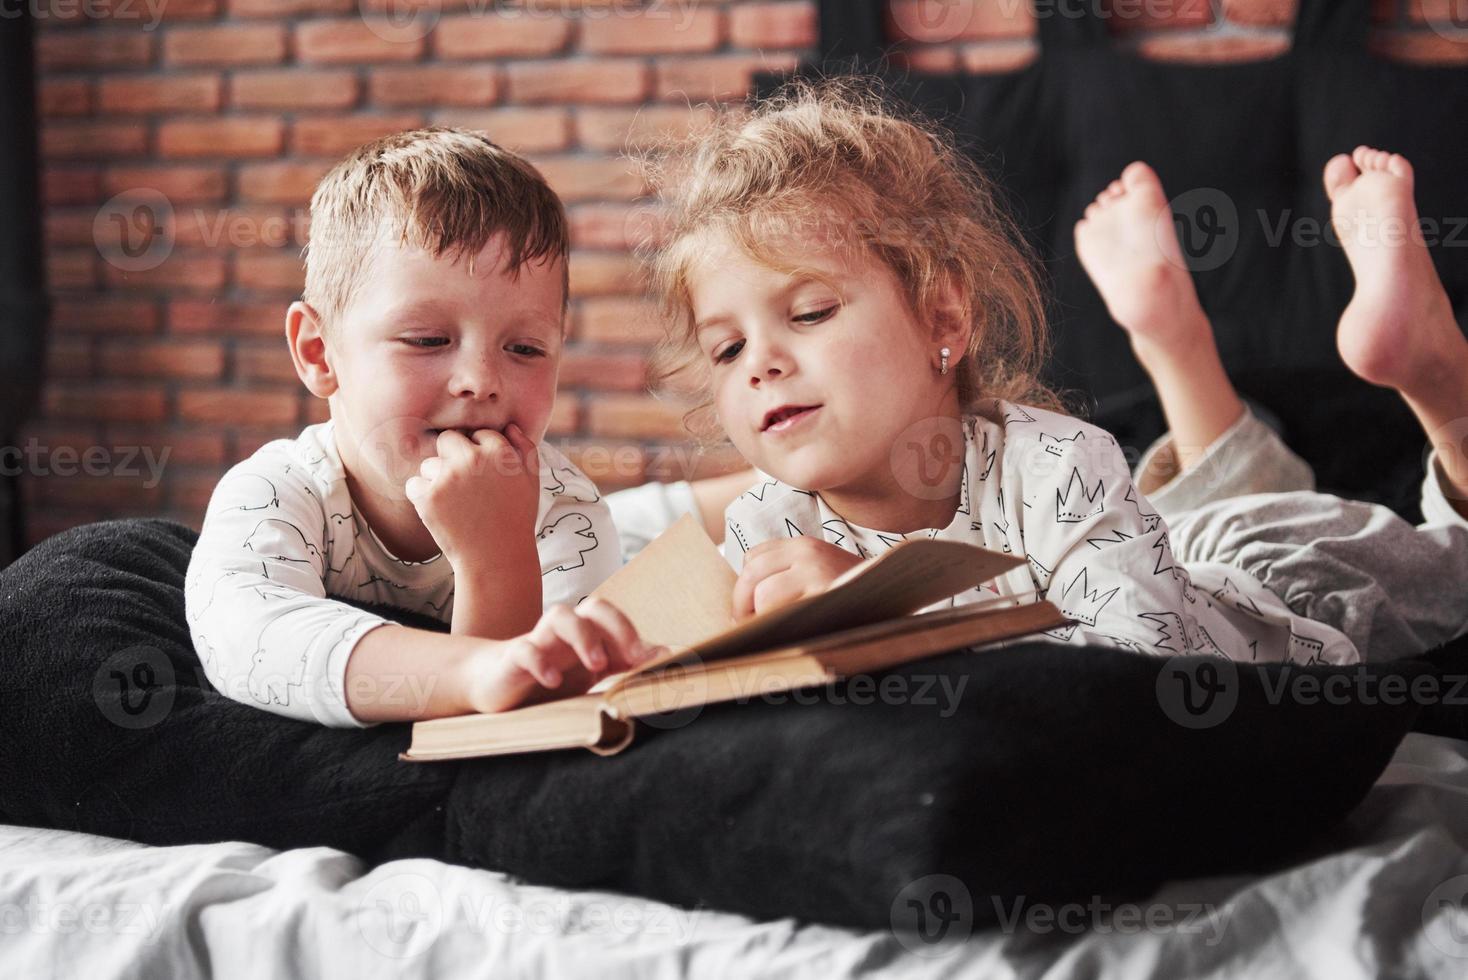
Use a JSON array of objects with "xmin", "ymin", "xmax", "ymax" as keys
[
  {"xmin": 0, "ymin": 517, "xmax": 1437, "ymax": 931},
  {"xmin": 762, "ymin": 0, "xmax": 1468, "ymax": 519}
]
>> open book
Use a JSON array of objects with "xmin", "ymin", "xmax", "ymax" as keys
[{"xmin": 402, "ymin": 515, "xmax": 1069, "ymax": 760}]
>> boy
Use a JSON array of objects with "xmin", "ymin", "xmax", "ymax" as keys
[{"xmin": 186, "ymin": 129, "xmax": 657, "ymax": 727}]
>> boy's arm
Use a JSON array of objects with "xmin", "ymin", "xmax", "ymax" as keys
[{"xmin": 448, "ymin": 534, "xmax": 543, "ymax": 640}]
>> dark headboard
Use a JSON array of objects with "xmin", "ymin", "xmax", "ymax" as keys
[{"xmin": 762, "ymin": 0, "xmax": 1468, "ymax": 519}]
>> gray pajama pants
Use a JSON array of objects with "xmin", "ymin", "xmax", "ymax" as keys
[{"xmin": 1134, "ymin": 408, "xmax": 1468, "ymax": 661}]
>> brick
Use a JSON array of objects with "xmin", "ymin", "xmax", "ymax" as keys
[
  {"xmin": 153, "ymin": 0, "xmax": 222, "ymax": 19},
  {"xmin": 547, "ymin": 396, "xmax": 579, "ymax": 436},
  {"xmin": 730, "ymin": 2, "xmax": 818, "ymax": 49},
  {"xmin": 159, "ymin": 118, "xmax": 285, "ymax": 158},
  {"xmin": 238, "ymin": 160, "xmax": 335, "ymax": 204},
  {"xmin": 574, "ymin": 105, "xmax": 715, "ymax": 151},
  {"xmin": 573, "ymin": 296, "xmax": 663, "ymax": 341},
  {"xmin": 432, "ymin": 14, "xmax": 573, "ymax": 59},
  {"xmin": 655, "ymin": 54, "xmax": 800, "ymax": 102},
  {"xmin": 164, "ymin": 26, "xmax": 287, "ymax": 66},
  {"xmin": 569, "ymin": 256, "xmax": 645, "ymax": 300},
  {"xmin": 45, "ymin": 384, "xmax": 169, "ymax": 424},
  {"xmin": 232, "ymin": 70, "xmax": 360, "ymax": 110},
  {"xmin": 369, "ymin": 66, "xmax": 500, "ymax": 107},
  {"xmin": 580, "ymin": 8, "xmax": 722, "ymax": 54},
  {"xmin": 1371, "ymin": 31, "xmax": 1468, "ymax": 64},
  {"xmin": 44, "ymin": 211, "xmax": 94, "ymax": 249},
  {"xmin": 1105, "ymin": 0, "xmax": 1215, "ymax": 33},
  {"xmin": 169, "ymin": 472, "xmax": 233, "ymax": 515},
  {"xmin": 229, "ymin": 0, "xmax": 353, "ymax": 15},
  {"xmin": 44, "ymin": 168, "xmax": 102, "ymax": 206},
  {"xmin": 555, "ymin": 439, "xmax": 647, "ymax": 488},
  {"xmin": 529, "ymin": 155, "xmax": 645, "ymax": 203},
  {"xmin": 171, "ymin": 300, "xmax": 284, "ymax": 336},
  {"xmin": 98, "ymin": 74, "xmax": 222, "ymax": 114},
  {"xmin": 296, "ymin": 20, "xmax": 427, "ymax": 63},
  {"xmin": 291, "ymin": 113, "xmax": 424, "ymax": 156},
  {"xmin": 507, "ymin": 60, "xmax": 650, "ymax": 104},
  {"xmin": 174, "ymin": 207, "xmax": 299, "ymax": 250},
  {"xmin": 960, "ymin": 40, "xmax": 1040, "ymax": 73},
  {"xmin": 24, "ymin": 473, "xmax": 168, "ymax": 513},
  {"xmin": 1135, "ymin": 34, "xmax": 1291, "ymax": 62},
  {"xmin": 585, "ymin": 394, "xmax": 687, "ymax": 439},
  {"xmin": 431, "ymin": 108, "xmax": 572, "ymax": 152},
  {"xmin": 52, "ymin": 298, "xmax": 161, "ymax": 335},
  {"xmin": 558, "ymin": 349, "xmax": 648, "ymax": 391},
  {"xmin": 235, "ymin": 252, "xmax": 306, "ymax": 292},
  {"xmin": 301, "ymin": 394, "xmax": 331, "ymax": 424},
  {"xmin": 570, "ymin": 203, "xmax": 667, "ymax": 250},
  {"xmin": 98, "ymin": 339, "xmax": 227, "ymax": 380},
  {"xmin": 235, "ymin": 343, "xmax": 301, "ymax": 384},
  {"xmin": 104, "ymin": 165, "xmax": 229, "ymax": 203},
  {"xmin": 892, "ymin": 45, "xmax": 961, "ymax": 72},
  {"xmin": 105, "ymin": 428, "xmax": 229, "ymax": 467},
  {"xmin": 103, "ymin": 254, "xmax": 230, "ymax": 291},
  {"xmin": 178, "ymin": 389, "xmax": 298, "ymax": 426},
  {"xmin": 37, "ymin": 34, "xmax": 152, "ymax": 71},
  {"xmin": 886, "ymin": 1, "xmax": 1033, "ymax": 44},
  {"xmin": 1221, "ymin": 0, "xmax": 1296, "ymax": 26},
  {"xmin": 46, "ymin": 251, "xmax": 98, "ymax": 289},
  {"xmin": 46, "ymin": 337, "xmax": 93, "ymax": 379},
  {"xmin": 42, "ymin": 122, "xmax": 149, "ymax": 160},
  {"xmin": 38, "ymin": 80, "xmax": 92, "ymax": 118}
]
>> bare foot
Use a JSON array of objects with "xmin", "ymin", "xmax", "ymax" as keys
[
  {"xmin": 1075, "ymin": 161, "xmax": 1244, "ymax": 477},
  {"xmin": 1074, "ymin": 161, "xmax": 1212, "ymax": 369},
  {"xmin": 1326, "ymin": 145, "xmax": 1466, "ymax": 394}
]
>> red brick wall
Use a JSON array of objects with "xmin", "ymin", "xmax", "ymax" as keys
[{"xmin": 27, "ymin": 0, "xmax": 1465, "ymax": 546}]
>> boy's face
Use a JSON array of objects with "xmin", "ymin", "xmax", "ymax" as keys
[
  {"xmin": 325, "ymin": 234, "xmax": 566, "ymax": 502},
  {"xmin": 688, "ymin": 230, "xmax": 952, "ymax": 498}
]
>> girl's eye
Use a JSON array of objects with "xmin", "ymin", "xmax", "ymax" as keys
[
  {"xmin": 508, "ymin": 344, "xmax": 546, "ymax": 357},
  {"xmin": 793, "ymin": 305, "xmax": 837, "ymax": 324},
  {"xmin": 713, "ymin": 339, "xmax": 745, "ymax": 364},
  {"xmin": 401, "ymin": 337, "xmax": 448, "ymax": 349}
]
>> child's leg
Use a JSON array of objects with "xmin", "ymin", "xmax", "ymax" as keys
[
  {"xmin": 1075, "ymin": 163, "xmax": 1312, "ymax": 519},
  {"xmin": 1325, "ymin": 146, "xmax": 1468, "ymax": 519},
  {"xmin": 1169, "ymin": 490, "xmax": 1468, "ymax": 660}
]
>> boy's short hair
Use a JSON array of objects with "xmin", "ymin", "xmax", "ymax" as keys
[{"xmin": 303, "ymin": 127, "xmax": 569, "ymax": 330}]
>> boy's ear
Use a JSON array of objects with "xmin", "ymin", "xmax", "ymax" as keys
[
  {"xmin": 927, "ymin": 272, "xmax": 972, "ymax": 367},
  {"xmin": 286, "ymin": 301, "xmax": 337, "ymax": 398}
]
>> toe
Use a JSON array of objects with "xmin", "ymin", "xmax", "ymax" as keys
[
  {"xmin": 1121, "ymin": 160, "xmax": 1158, "ymax": 190},
  {"xmin": 1323, "ymin": 153, "xmax": 1359, "ymax": 201},
  {"xmin": 1387, "ymin": 152, "xmax": 1414, "ymax": 182},
  {"xmin": 1352, "ymin": 145, "xmax": 1372, "ymax": 169}
]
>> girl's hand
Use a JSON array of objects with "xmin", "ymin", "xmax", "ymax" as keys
[
  {"xmin": 732, "ymin": 538, "xmax": 865, "ymax": 619},
  {"xmin": 460, "ymin": 597, "xmax": 667, "ymax": 713}
]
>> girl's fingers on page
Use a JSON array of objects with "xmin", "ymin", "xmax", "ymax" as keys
[
  {"xmin": 751, "ymin": 568, "xmax": 808, "ymax": 616},
  {"xmin": 540, "ymin": 603, "xmax": 607, "ymax": 674},
  {"xmin": 508, "ymin": 636, "xmax": 563, "ymax": 689},
  {"xmin": 732, "ymin": 549, "xmax": 793, "ymax": 618},
  {"xmin": 574, "ymin": 596, "xmax": 645, "ymax": 668}
]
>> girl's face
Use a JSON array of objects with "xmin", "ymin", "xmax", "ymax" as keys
[{"xmin": 688, "ymin": 230, "xmax": 959, "ymax": 500}]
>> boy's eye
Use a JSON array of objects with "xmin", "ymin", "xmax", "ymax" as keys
[
  {"xmin": 792, "ymin": 305, "xmax": 837, "ymax": 324},
  {"xmin": 401, "ymin": 336, "xmax": 449, "ymax": 349},
  {"xmin": 507, "ymin": 343, "xmax": 546, "ymax": 357},
  {"xmin": 713, "ymin": 339, "xmax": 745, "ymax": 364}
]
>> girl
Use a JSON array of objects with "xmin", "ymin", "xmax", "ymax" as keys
[{"xmin": 643, "ymin": 80, "xmax": 1467, "ymax": 665}]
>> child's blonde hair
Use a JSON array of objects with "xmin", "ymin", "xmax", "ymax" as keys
[
  {"xmin": 644, "ymin": 78, "xmax": 1060, "ymax": 440},
  {"xmin": 304, "ymin": 127, "xmax": 568, "ymax": 331}
]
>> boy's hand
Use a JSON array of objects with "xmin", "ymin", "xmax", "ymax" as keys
[
  {"xmin": 460, "ymin": 597, "xmax": 667, "ymax": 713},
  {"xmin": 732, "ymin": 537, "xmax": 865, "ymax": 619},
  {"xmin": 405, "ymin": 423, "xmax": 542, "ymax": 571}
]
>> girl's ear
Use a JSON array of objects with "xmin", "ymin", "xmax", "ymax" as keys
[
  {"xmin": 287, "ymin": 301, "xmax": 337, "ymax": 398},
  {"xmin": 928, "ymin": 271, "xmax": 971, "ymax": 367}
]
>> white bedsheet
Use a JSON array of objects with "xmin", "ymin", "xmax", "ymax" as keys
[{"xmin": 4, "ymin": 734, "xmax": 1468, "ymax": 979}]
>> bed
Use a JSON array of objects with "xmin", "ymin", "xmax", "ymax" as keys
[{"xmin": 4, "ymin": 731, "xmax": 1468, "ymax": 977}]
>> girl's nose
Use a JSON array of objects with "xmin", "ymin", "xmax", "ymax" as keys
[{"xmin": 746, "ymin": 336, "xmax": 795, "ymax": 387}]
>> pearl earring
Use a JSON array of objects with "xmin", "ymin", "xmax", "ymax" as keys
[{"xmin": 939, "ymin": 346, "xmax": 951, "ymax": 376}]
